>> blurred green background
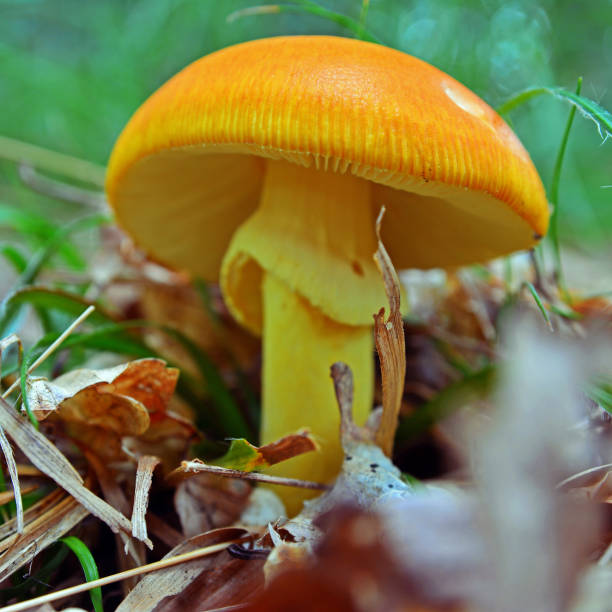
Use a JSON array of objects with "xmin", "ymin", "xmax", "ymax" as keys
[{"xmin": 1, "ymin": 0, "xmax": 610, "ymax": 247}]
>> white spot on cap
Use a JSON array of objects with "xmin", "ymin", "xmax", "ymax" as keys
[{"xmin": 444, "ymin": 83, "xmax": 488, "ymax": 121}]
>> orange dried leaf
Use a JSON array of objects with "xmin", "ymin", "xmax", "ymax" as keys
[{"xmin": 27, "ymin": 358, "xmax": 179, "ymax": 436}]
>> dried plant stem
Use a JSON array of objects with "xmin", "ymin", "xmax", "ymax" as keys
[
  {"xmin": 373, "ymin": 207, "xmax": 406, "ymax": 456},
  {"xmin": 18, "ymin": 164, "xmax": 106, "ymax": 208},
  {"xmin": 180, "ymin": 461, "xmax": 329, "ymax": 490},
  {"xmin": 556, "ymin": 462, "xmax": 612, "ymax": 489},
  {"xmin": 2, "ymin": 305, "xmax": 95, "ymax": 398},
  {"xmin": 0, "ymin": 538, "xmax": 246, "ymax": 612},
  {"xmin": 0, "ymin": 427, "xmax": 23, "ymax": 533},
  {"xmin": 0, "ymin": 134, "xmax": 106, "ymax": 187}
]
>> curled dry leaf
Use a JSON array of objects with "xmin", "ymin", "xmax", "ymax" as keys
[
  {"xmin": 27, "ymin": 358, "xmax": 178, "ymax": 433},
  {"xmin": 26, "ymin": 358, "xmax": 181, "ymax": 464},
  {"xmin": 0, "ymin": 427, "xmax": 23, "ymax": 534},
  {"xmin": 373, "ymin": 207, "xmax": 406, "ymax": 457}
]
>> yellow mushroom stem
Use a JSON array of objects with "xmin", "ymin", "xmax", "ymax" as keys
[{"xmin": 220, "ymin": 159, "xmax": 388, "ymax": 515}]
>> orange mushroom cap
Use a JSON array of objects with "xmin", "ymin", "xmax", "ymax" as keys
[{"xmin": 106, "ymin": 35, "xmax": 549, "ymax": 282}]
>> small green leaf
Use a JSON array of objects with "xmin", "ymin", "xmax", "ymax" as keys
[
  {"xmin": 215, "ymin": 432, "xmax": 318, "ymax": 471},
  {"xmin": 60, "ymin": 536, "xmax": 103, "ymax": 612},
  {"xmin": 215, "ymin": 438, "xmax": 266, "ymax": 472}
]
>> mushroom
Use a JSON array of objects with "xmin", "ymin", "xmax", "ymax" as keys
[{"xmin": 106, "ymin": 36, "xmax": 549, "ymax": 514}]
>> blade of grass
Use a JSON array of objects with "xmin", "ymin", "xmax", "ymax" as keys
[
  {"xmin": 497, "ymin": 86, "xmax": 612, "ymax": 142},
  {"xmin": 586, "ymin": 382, "xmax": 612, "ymax": 414},
  {"xmin": 549, "ymin": 77, "xmax": 582, "ymax": 300},
  {"xmin": 525, "ymin": 282, "xmax": 554, "ymax": 331},
  {"xmin": 0, "ymin": 214, "xmax": 109, "ymax": 337},
  {"xmin": 359, "ymin": 0, "xmax": 370, "ymax": 31},
  {"xmin": 60, "ymin": 536, "xmax": 103, "ymax": 612},
  {"xmin": 227, "ymin": 2, "xmax": 381, "ymax": 43},
  {"xmin": 15, "ymin": 306, "xmax": 95, "ymax": 428},
  {"xmin": 0, "ymin": 245, "xmax": 28, "ymax": 274},
  {"xmin": 0, "ymin": 203, "xmax": 84, "ymax": 269}
]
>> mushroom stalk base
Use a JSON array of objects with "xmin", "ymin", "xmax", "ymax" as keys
[{"xmin": 261, "ymin": 271, "xmax": 374, "ymax": 516}]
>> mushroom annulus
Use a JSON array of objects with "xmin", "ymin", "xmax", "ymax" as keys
[{"xmin": 106, "ymin": 36, "xmax": 549, "ymax": 515}]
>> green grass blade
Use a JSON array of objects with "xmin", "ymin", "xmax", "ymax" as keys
[
  {"xmin": 525, "ymin": 282, "xmax": 553, "ymax": 331},
  {"xmin": 359, "ymin": 0, "xmax": 370, "ymax": 32},
  {"xmin": 585, "ymin": 382, "xmax": 612, "ymax": 415},
  {"xmin": 0, "ymin": 245, "xmax": 28, "ymax": 274},
  {"xmin": 227, "ymin": 2, "xmax": 381, "ymax": 43},
  {"xmin": 549, "ymin": 78, "xmax": 582, "ymax": 299},
  {"xmin": 0, "ymin": 203, "xmax": 84, "ymax": 269},
  {"xmin": 60, "ymin": 536, "xmax": 103, "ymax": 612},
  {"xmin": 497, "ymin": 86, "xmax": 612, "ymax": 142},
  {"xmin": 0, "ymin": 214, "xmax": 109, "ymax": 337},
  {"xmin": 16, "ymin": 213, "xmax": 109, "ymax": 287}
]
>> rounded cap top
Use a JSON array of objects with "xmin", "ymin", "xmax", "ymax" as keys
[{"xmin": 106, "ymin": 35, "xmax": 549, "ymax": 280}]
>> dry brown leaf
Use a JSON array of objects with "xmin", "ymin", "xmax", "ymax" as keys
[
  {"xmin": 373, "ymin": 207, "xmax": 406, "ymax": 456},
  {"xmin": 131, "ymin": 455, "xmax": 160, "ymax": 545},
  {"xmin": 115, "ymin": 527, "xmax": 256, "ymax": 612},
  {"xmin": 0, "ymin": 493, "xmax": 89, "ymax": 581},
  {"xmin": 0, "ymin": 396, "xmax": 139, "ymax": 543}
]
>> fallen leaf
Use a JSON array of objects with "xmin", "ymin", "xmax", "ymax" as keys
[
  {"xmin": 27, "ymin": 358, "xmax": 178, "ymax": 435},
  {"xmin": 215, "ymin": 432, "xmax": 318, "ymax": 472}
]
